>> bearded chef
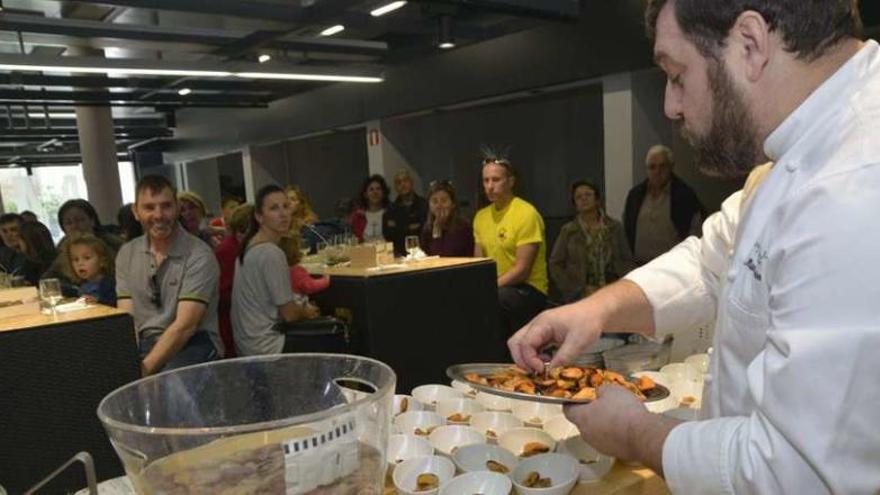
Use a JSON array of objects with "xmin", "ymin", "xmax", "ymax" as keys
[{"xmin": 509, "ymin": 1, "xmax": 880, "ymax": 494}]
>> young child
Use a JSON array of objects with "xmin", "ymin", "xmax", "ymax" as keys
[
  {"xmin": 60, "ymin": 233, "xmax": 116, "ymax": 306},
  {"xmin": 279, "ymin": 234, "xmax": 330, "ymax": 298}
]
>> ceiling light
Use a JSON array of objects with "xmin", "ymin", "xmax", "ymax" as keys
[
  {"xmin": 258, "ymin": 54, "xmax": 271, "ymax": 63},
  {"xmin": 371, "ymin": 1, "xmax": 407, "ymax": 17},
  {"xmin": 177, "ymin": 87, "xmax": 192, "ymax": 96},
  {"xmin": 0, "ymin": 63, "xmax": 232, "ymax": 78},
  {"xmin": 438, "ymin": 16, "xmax": 455, "ymax": 50},
  {"xmin": 0, "ymin": 54, "xmax": 383, "ymax": 84},
  {"xmin": 27, "ymin": 112, "xmax": 76, "ymax": 119},
  {"xmin": 320, "ymin": 25, "xmax": 345, "ymax": 37},
  {"xmin": 235, "ymin": 72, "xmax": 381, "ymax": 83}
]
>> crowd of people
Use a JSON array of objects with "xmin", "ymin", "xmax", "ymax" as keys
[{"xmin": 0, "ymin": 144, "xmax": 704, "ymax": 372}]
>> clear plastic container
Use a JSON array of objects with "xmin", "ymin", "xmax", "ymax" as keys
[{"xmin": 97, "ymin": 354, "xmax": 396, "ymax": 494}]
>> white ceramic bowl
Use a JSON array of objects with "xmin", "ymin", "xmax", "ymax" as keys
[
  {"xmin": 394, "ymin": 411, "xmax": 445, "ymax": 437},
  {"xmin": 394, "ymin": 394, "xmax": 425, "ymax": 416},
  {"xmin": 412, "ymin": 384, "xmax": 466, "ymax": 410},
  {"xmin": 511, "ymin": 401, "xmax": 563, "ymax": 428},
  {"xmin": 660, "ymin": 362, "xmax": 702, "ymax": 383},
  {"xmin": 451, "ymin": 443, "xmax": 519, "ymax": 477},
  {"xmin": 511, "ymin": 453, "xmax": 579, "ymax": 495},
  {"xmin": 438, "ymin": 471, "xmax": 513, "ymax": 495},
  {"xmin": 470, "ymin": 411, "xmax": 523, "ymax": 443},
  {"xmin": 393, "ymin": 455, "xmax": 456, "ymax": 495},
  {"xmin": 542, "ymin": 415, "xmax": 579, "ymax": 442},
  {"xmin": 498, "ymin": 427, "xmax": 557, "ymax": 458},
  {"xmin": 556, "ymin": 436, "xmax": 615, "ymax": 483},
  {"xmin": 451, "ymin": 379, "xmax": 478, "ymax": 397},
  {"xmin": 684, "ymin": 353, "xmax": 710, "ymax": 374},
  {"xmin": 436, "ymin": 398, "xmax": 485, "ymax": 425},
  {"xmin": 387, "ymin": 434, "xmax": 435, "ymax": 471},
  {"xmin": 475, "ymin": 391, "xmax": 514, "ymax": 411},
  {"xmin": 429, "ymin": 425, "xmax": 486, "ymax": 457}
]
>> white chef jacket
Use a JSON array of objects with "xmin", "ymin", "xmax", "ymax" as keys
[{"xmin": 625, "ymin": 40, "xmax": 880, "ymax": 494}]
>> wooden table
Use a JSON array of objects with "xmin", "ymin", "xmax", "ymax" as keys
[
  {"xmin": 381, "ymin": 463, "xmax": 670, "ymax": 494},
  {"xmin": 308, "ymin": 257, "xmax": 506, "ymax": 393},
  {"xmin": 0, "ymin": 302, "xmax": 140, "ymax": 494}
]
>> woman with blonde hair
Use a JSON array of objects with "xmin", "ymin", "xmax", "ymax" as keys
[{"xmin": 285, "ymin": 185, "xmax": 318, "ymax": 230}]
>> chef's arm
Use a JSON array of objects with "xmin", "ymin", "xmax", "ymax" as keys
[{"xmin": 624, "ymin": 190, "xmax": 742, "ymax": 339}]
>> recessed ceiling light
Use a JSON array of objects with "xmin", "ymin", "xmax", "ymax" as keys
[
  {"xmin": 258, "ymin": 54, "xmax": 271, "ymax": 63},
  {"xmin": 177, "ymin": 87, "xmax": 192, "ymax": 96},
  {"xmin": 371, "ymin": 1, "xmax": 407, "ymax": 17},
  {"xmin": 320, "ymin": 25, "xmax": 345, "ymax": 37}
]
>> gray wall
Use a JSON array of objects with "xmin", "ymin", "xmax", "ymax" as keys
[
  {"xmin": 246, "ymin": 129, "xmax": 369, "ymax": 219},
  {"xmin": 284, "ymin": 129, "xmax": 369, "ymax": 219},
  {"xmin": 380, "ymin": 84, "xmax": 605, "ymax": 222}
]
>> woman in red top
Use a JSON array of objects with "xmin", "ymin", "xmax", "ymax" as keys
[{"xmin": 350, "ymin": 175, "xmax": 390, "ymax": 242}]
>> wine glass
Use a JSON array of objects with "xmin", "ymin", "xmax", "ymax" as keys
[
  {"xmin": 39, "ymin": 278, "xmax": 63, "ymax": 318},
  {"xmin": 405, "ymin": 235, "xmax": 420, "ymax": 259}
]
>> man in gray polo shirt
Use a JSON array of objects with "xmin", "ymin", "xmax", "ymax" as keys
[{"xmin": 116, "ymin": 175, "xmax": 220, "ymax": 375}]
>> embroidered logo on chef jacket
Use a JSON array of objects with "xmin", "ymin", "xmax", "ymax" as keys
[{"xmin": 744, "ymin": 242, "xmax": 768, "ymax": 282}]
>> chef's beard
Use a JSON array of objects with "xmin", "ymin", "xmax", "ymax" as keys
[{"xmin": 680, "ymin": 59, "xmax": 762, "ymax": 179}]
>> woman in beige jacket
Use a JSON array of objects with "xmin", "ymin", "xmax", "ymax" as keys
[{"xmin": 549, "ymin": 181, "xmax": 635, "ymax": 302}]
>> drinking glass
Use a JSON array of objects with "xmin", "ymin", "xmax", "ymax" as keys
[
  {"xmin": 39, "ymin": 278, "xmax": 63, "ymax": 318},
  {"xmin": 405, "ymin": 236, "xmax": 420, "ymax": 258}
]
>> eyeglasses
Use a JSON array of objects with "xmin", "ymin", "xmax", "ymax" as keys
[
  {"xmin": 429, "ymin": 179, "xmax": 454, "ymax": 187},
  {"xmin": 149, "ymin": 272, "xmax": 161, "ymax": 308}
]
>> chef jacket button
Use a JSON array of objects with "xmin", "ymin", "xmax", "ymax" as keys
[{"xmin": 785, "ymin": 162, "xmax": 797, "ymax": 172}]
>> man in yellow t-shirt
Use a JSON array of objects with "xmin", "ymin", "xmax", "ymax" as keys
[{"xmin": 474, "ymin": 158, "xmax": 548, "ymax": 336}]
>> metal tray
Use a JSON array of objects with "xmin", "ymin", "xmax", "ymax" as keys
[{"xmin": 446, "ymin": 363, "xmax": 670, "ymax": 405}]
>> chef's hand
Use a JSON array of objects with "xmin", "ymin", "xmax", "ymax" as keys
[
  {"xmin": 564, "ymin": 385, "xmax": 681, "ymax": 474},
  {"xmin": 508, "ymin": 302, "xmax": 602, "ymax": 372},
  {"xmin": 563, "ymin": 385, "xmax": 648, "ymax": 461}
]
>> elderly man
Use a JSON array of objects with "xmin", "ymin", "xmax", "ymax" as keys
[
  {"xmin": 383, "ymin": 169, "xmax": 428, "ymax": 256},
  {"xmin": 623, "ymin": 145, "xmax": 704, "ymax": 265},
  {"xmin": 509, "ymin": 1, "xmax": 880, "ymax": 493},
  {"xmin": 116, "ymin": 175, "xmax": 221, "ymax": 375}
]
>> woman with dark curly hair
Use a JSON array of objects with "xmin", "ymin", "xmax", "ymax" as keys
[{"xmin": 349, "ymin": 174, "xmax": 390, "ymax": 242}]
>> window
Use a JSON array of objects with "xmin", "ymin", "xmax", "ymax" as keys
[{"xmin": 0, "ymin": 162, "xmax": 137, "ymax": 242}]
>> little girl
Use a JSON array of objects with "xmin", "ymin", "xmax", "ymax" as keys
[{"xmin": 61, "ymin": 233, "xmax": 116, "ymax": 306}]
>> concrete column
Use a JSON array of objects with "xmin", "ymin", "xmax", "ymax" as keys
[
  {"xmin": 602, "ymin": 73, "xmax": 635, "ymax": 220},
  {"xmin": 69, "ymin": 46, "xmax": 122, "ymax": 224}
]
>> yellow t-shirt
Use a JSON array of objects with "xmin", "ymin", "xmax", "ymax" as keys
[{"xmin": 473, "ymin": 196, "xmax": 548, "ymax": 294}]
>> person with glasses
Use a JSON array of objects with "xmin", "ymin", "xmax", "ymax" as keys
[
  {"xmin": 383, "ymin": 169, "xmax": 429, "ymax": 256},
  {"xmin": 420, "ymin": 180, "xmax": 473, "ymax": 257},
  {"xmin": 473, "ymin": 156, "xmax": 548, "ymax": 336},
  {"xmin": 116, "ymin": 175, "xmax": 221, "ymax": 376}
]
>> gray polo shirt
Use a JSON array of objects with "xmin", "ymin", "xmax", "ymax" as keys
[
  {"xmin": 116, "ymin": 228, "xmax": 221, "ymax": 353},
  {"xmin": 231, "ymin": 242, "xmax": 296, "ymax": 356}
]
